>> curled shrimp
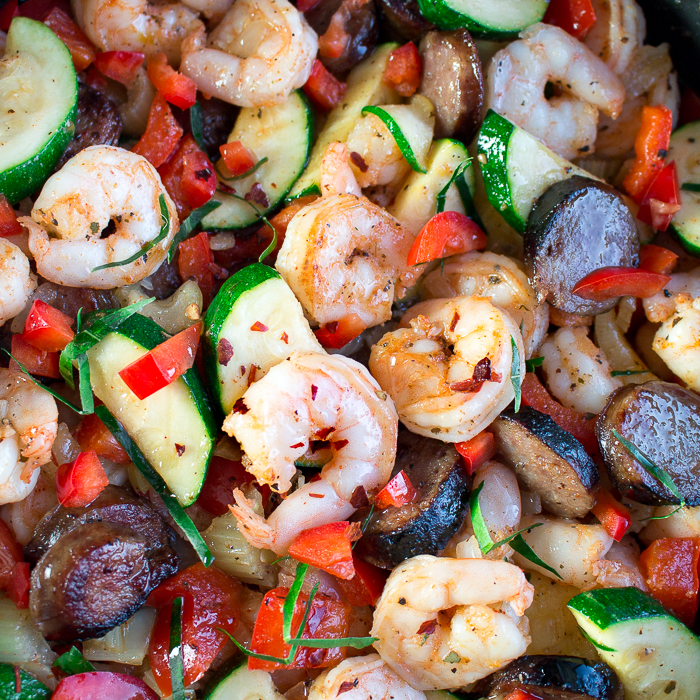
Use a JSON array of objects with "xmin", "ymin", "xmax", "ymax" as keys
[
  {"xmin": 180, "ymin": 0, "xmax": 317, "ymax": 108},
  {"xmin": 23, "ymin": 146, "xmax": 178, "ymax": 289},
  {"xmin": 369, "ymin": 296, "xmax": 525, "ymax": 442},
  {"xmin": 422, "ymin": 251, "xmax": 549, "ymax": 358},
  {"xmin": 371, "ymin": 555, "xmax": 533, "ymax": 690},
  {"xmin": 0, "ymin": 238, "xmax": 35, "ymax": 327},
  {"xmin": 485, "ymin": 23, "xmax": 625, "ymax": 160},
  {"xmin": 223, "ymin": 352, "xmax": 398, "ymax": 553},
  {"xmin": 0, "ymin": 370, "xmax": 58, "ymax": 505}
]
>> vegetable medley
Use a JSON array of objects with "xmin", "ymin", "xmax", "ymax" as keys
[{"xmin": 1, "ymin": 0, "xmax": 700, "ymax": 697}]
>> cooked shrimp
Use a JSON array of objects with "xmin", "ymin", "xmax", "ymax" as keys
[
  {"xmin": 0, "ymin": 370, "xmax": 58, "ymax": 505},
  {"xmin": 540, "ymin": 327, "xmax": 621, "ymax": 414},
  {"xmin": 23, "ymin": 146, "xmax": 178, "ymax": 289},
  {"xmin": 485, "ymin": 23, "xmax": 625, "ymax": 160},
  {"xmin": 309, "ymin": 655, "xmax": 427, "ymax": 700},
  {"xmin": 180, "ymin": 0, "xmax": 317, "ymax": 108},
  {"xmin": 593, "ymin": 536, "xmax": 648, "ymax": 591},
  {"xmin": 320, "ymin": 141, "xmax": 362, "ymax": 197},
  {"xmin": 179, "ymin": 0, "xmax": 232, "ymax": 21},
  {"xmin": 371, "ymin": 555, "xmax": 533, "ymax": 690},
  {"xmin": 223, "ymin": 352, "xmax": 398, "ymax": 552},
  {"xmin": 369, "ymin": 297, "xmax": 525, "ymax": 442},
  {"xmin": 0, "ymin": 238, "xmax": 35, "ymax": 327},
  {"xmin": 640, "ymin": 505, "xmax": 700, "ymax": 543},
  {"xmin": 72, "ymin": 0, "xmax": 202, "ymax": 63},
  {"xmin": 0, "ymin": 470, "xmax": 57, "ymax": 546},
  {"xmin": 421, "ymin": 251, "xmax": 549, "ymax": 358}
]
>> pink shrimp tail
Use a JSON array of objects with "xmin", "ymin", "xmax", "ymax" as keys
[{"xmin": 229, "ymin": 488, "xmax": 274, "ymax": 550}]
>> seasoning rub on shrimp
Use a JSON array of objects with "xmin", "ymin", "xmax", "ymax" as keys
[{"xmin": 0, "ymin": 238, "xmax": 35, "ymax": 327}]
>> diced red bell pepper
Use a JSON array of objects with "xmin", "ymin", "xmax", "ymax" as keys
[
  {"xmin": 679, "ymin": 87, "xmax": 700, "ymax": 128},
  {"xmin": 384, "ymin": 42, "xmax": 422, "ymax": 97},
  {"xmin": 147, "ymin": 563, "xmax": 243, "ymax": 695},
  {"xmin": 22, "ymin": 300, "xmax": 74, "ymax": 353},
  {"xmin": 572, "ymin": 266, "xmax": 671, "ymax": 301},
  {"xmin": 9, "ymin": 334, "xmax": 60, "ymax": 379},
  {"xmin": 7, "ymin": 562, "xmax": 30, "ymax": 609},
  {"xmin": 93, "ymin": 50, "xmax": 145, "ymax": 85},
  {"xmin": 455, "ymin": 432, "xmax": 497, "ymax": 476},
  {"xmin": 132, "ymin": 93, "xmax": 183, "ymax": 168},
  {"xmin": 219, "ymin": 141, "xmax": 256, "ymax": 177},
  {"xmin": 56, "ymin": 451, "xmax": 109, "ymax": 509},
  {"xmin": 636, "ymin": 161, "xmax": 681, "ymax": 232},
  {"xmin": 504, "ymin": 690, "xmax": 543, "ymax": 700},
  {"xmin": 146, "ymin": 52, "xmax": 197, "ymax": 109},
  {"xmin": 178, "ymin": 232, "xmax": 215, "ymax": 306},
  {"xmin": 543, "ymin": 0, "xmax": 597, "ymax": 38},
  {"xmin": 521, "ymin": 373, "xmax": 598, "ymax": 454},
  {"xmin": 43, "ymin": 7, "xmax": 96, "ymax": 72},
  {"xmin": 249, "ymin": 586, "xmax": 350, "ymax": 672},
  {"xmin": 297, "ymin": 0, "xmax": 321, "ymax": 11},
  {"xmin": 591, "ymin": 488, "xmax": 631, "ymax": 542},
  {"xmin": 623, "ymin": 105, "xmax": 674, "ymax": 204},
  {"xmin": 195, "ymin": 456, "xmax": 255, "ymax": 516},
  {"xmin": 303, "ymin": 59, "xmax": 347, "ymax": 112},
  {"xmin": 119, "ymin": 322, "xmax": 201, "ymax": 400},
  {"xmin": 0, "ymin": 195, "xmax": 22, "ymax": 238},
  {"xmin": 314, "ymin": 313, "xmax": 366, "ymax": 349},
  {"xmin": 83, "ymin": 64, "xmax": 108, "ymax": 93},
  {"xmin": 180, "ymin": 144, "xmax": 216, "ymax": 210},
  {"xmin": 52, "ymin": 672, "xmax": 158, "ymax": 700},
  {"xmin": 406, "ymin": 211, "xmax": 487, "ymax": 267},
  {"xmin": 0, "ymin": 520, "xmax": 23, "ymax": 592},
  {"xmin": 288, "ymin": 521, "xmax": 362, "ymax": 580},
  {"xmin": 640, "ymin": 538, "xmax": 700, "ymax": 627},
  {"xmin": 337, "ymin": 555, "xmax": 388, "ymax": 606},
  {"xmin": 375, "ymin": 470, "xmax": 417, "ymax": 509},
  {"xmin": 639, "ymin": 244, "xmax": 678, "ymax": 277},
  {"xmin": 73, "ymin": 413, "xmax": 130, "ymax": 465}
]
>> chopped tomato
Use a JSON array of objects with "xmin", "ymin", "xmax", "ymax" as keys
[
  {"xmin": 56, "ymin": 451, "xmax": 109, "ymax": 509},
  {"xmin": 119, "ymin": 322, "xmax": 201, "ymax": 400},
  {"xmin": 9, "ymin": 334, "xmax": 60, "ymax": 379},
  {"xmin": 406, "ymin": 211, "xmax": 487, "ymax": 267},
  {"xmin": 297, "ymin": 0, "xmax": 321, "ymax": 11},
  {"xmin": 0, "ymin": 195, "xmax": 22, "ymax": 238},
  {"xmin": 314, "ymin": 314, "xmax": 366, "ymax": 349},
  {"xmin": 73, "ymin": 413, "xmax": 130, "ymax": 464},
  {"xmin": 384, "ymin": 42, "xmax": 422, "ymax": 97},
  {"xmin": 0, "ymin": 519, "xmax": 23, "ymax": 591},
  {"xmin": 178, "ymin": 232, "xmax": 215, "ymax": 305},
  {"xmin": 43, "ymin": 8, "xmax": 96, "ymax": 71},
  {"xmin": 521, "ymin": 373, "xmax": 598, "ymax": 454},
  {"xmin": 195, "ymin": 456, "xmax": 254, "ymax": 516},
  {"xmin": 288, "ymin": 521, "xmax": 361, "ymax": 580},
  {"xmin": 132, "ymin": 93, "xmax": 183, "ymax": 168},
  {"xmin": 147, "ymin": 563, "xmax": 243, "ymax": 695},
  {"xmin": 93, "ymin": 50, "xmax": 145, "ymax": 85},
  {"xmin": 504, "ymin": 690, "xmax": 543, "ymax": 700},
  {"xmin": 679, "ymin": 87, "xmax": 700, "ymax": 128},
  {"xmin": 52, "ymin": 672, "xmax": 158, "ymax": 700},
  {"xmin": 543, "ymin": 0, "xmax": 596, "ymax": 38},
  {"xmin": 639, "ymin": 244, "xmax": 679, "ymax": 276},
  {"xmin": 640, "ymin": 538, "xmax": 700, "ymax": 627},
  {"xmin": 8, "ymin": 562, "xmax": 30, "ymax": 609},
  {"xmin": 591, "ymin": 488, "xmax": 631, "ymax": 542},
  {"xmin": 146, "ymin": 52, "xmax": 197, "ymax": 109},
  {"xmin": 337, "ymin": 555, "xmax": 388, "ymax": 606},
  {"xmin": 636, "ymin": 161, "xmax": 681, "ymax": 232},
  {"xmin": 249, "ymin": 586, "xmax": 351, "ymax": 672},
  {"xmin": 302, "ymin": 59, "xmax": 347, "ymax": 112},
  {"xmin": 375, "ymin": 471, "xmax": 417, "ymax": 509},
  {"xmin": 572, "ymin": 266, "xmax": 671, "ymax": 301},
  {"xmin": 219, "ymin": 141, "xmax": 256, "ymax": 177},
  {"xmin": 623, "ymin": 105, "xmax": 674, "ymax": 203},
  {"xmin": 22, "ymin": 300, "xmax": 74, "ymax": 352},
  {"xmin": 455, "ymin": 432, "xmax": 497, "ymax": 476}
]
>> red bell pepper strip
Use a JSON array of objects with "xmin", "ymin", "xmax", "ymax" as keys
[
  {"xmin": 195, "ymin": 456, "xmax": 255, "ymax": 516},
  {"xmin": 93, "ymin": 50, "xmax": 145, "ymax": 85},
  {"xmin": 56, "ymin": 451, "xmax": 109, "ymax": 509},
  {"xmin": 159, "ymin": 133, "xmax": 202, "ymax": 218},
  {"xmin": 219, "ymin": 141, "xmax": 257, "ymax": 177},
  {"xmin": 52, "ymin": 672, "xmax": 158, "ymax": 700},
  {"xmin": 178, "ymin": 232, "xmax": 215, "ymax": 305},
  {"xmin": 636, "ymin": 161, "xmax": 681, "ymax": 232},
  {"xmin": 314, "ymin": 313, "xmax": 366, "ymax": 349},
  {"xmin": 132, "ymin": 93, "xmax": 183, "ymax": 168},
  {"xmin": 180, "ymin": 143, "xmax": 216, "ymax": 210},
  {"xmin": 9, "ymin": 334, "xmax": 60, "ymax": 379},
  {"xmin": 43, "ymin": 7, "xmax": 96, "ymax": 72},
  {"xmin": 249, "ymin": 586, "xmax": 351, "ymax": 672},
  {"xmin": 623, "ymin": 105, "xmax": 674, "ymax": 203},
  {"xmin": 0, "ymin": 520, "xmax": 23, "ymax": 591},
  {"xmin": 640, "ymin": 538, "xmax": 700, "ymax": 627},
  {"xmin": 0, "ymin": 195, "xmax": 22, "ymax": 238},
  {"xmin": 384, "ymin": 42, "xmax": 422, "ymax": 97},
  {"xmin": 455, "ymin": 432, "xmax": 497, "ymax": 476},
  {"xmin": 146, "ymin": 52, "xmax": 198, "ymax": 109},
  {"xmin": 406, "ymin": 211, "xmax": 487, "ymax": 267},
  {"xmin": 639, "ymin": 243, "xmax": 679, "ymax": 275},
  {"xmin": 591, "ymin": 488, "xmax": 631, "ymax": 542},
  {"xmin": 504, "ymin": 690, "xmax": 543, "ymax": 700},
  {"xmin": 337, "ymin": 555, "xmax": 388, "ymax": 606},
  {"xmin": 22, "ymin": 300, "xmax": 74, "ymax": 353},
  {"xmin": 572, "ymin": 266, "xmax": 671, "ymax": 301},
  {"xmin": 303, "ymin": 59, "xmax": 347, "ymax": 112},
  {"xmin": 543, "ymin": 0, "xmax": 597, "ymax": 38},
  {"xmin": 73, "ymin": 413, "xmax": 130, "ymax": 465},
  {"xmin": 288, "ymin": 521, "xmax": 362, "ymax": 580},
  {"xmin": 375, "ymin": 470, "xmax": 417, "ymax": 509},
  {"xmin": 119, "ymin": 322, "xmax": 201, "ymax": 400},
  {"xmin": 7, "ymin": 562, "xmax": 30, "ymax": 609}
]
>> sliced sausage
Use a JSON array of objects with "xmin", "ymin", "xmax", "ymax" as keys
[
  {"xmin": 418, "ymin": 29, "xmax": 483, "ymax": 143},
  {"xmin": 376, "ymin": 0, "xmax": 434, "ymax": 43},
  {"xmin": 31, "ymin": 281, "xmax": 118, "ymax": 320}
]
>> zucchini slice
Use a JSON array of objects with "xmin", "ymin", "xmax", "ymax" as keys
[
  {"xmin": 286, "ymin": 43, "xmax": 401, "ymax": 202},
  {"xmin": 203, "ymin": 263, "xmax": 322, "ymax": 415},
  {"xmin": 669, "ymin": 120, "xmax": 700, "ymax": 255},
  {"xmin": 203, "ymin": 90, "xmax": 312, "ymax": 230},
  {"xmin": 0, "ymin": 17, "xmax": 78, "ymax": 203},
  {"xmin": 204, "ymin": 661, "xmax": 283, "ymax": 700},
  {"xmin": 568, "ymin": 587, "xmax": 700, "ymax": 700},
  {"xmin": 87, "ymin": 314, "xmax": 216, "ymax": 506}
]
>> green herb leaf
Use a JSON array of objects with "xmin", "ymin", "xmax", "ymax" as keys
[
  {"xmin": 169, "ymin": 597, "xmax": 186, "ymax": 700},
  {"xmin": 681, "ymin": 182, "xmax": 700, "ymax": 192},
  {"xmin": 612, "ymin": 428, "xmax": 685, "ymax": 506},
  {"xmin": 443, "ymin": 651, "xmax": 461, "ymax": 664},
  {"xmin": 436, "ymin": 161, "xmax": 469, "ymax": 214},
  {"xmin": 509, "ymin": 533, "xmax": 563, "ymax": 580},
  {"xmin": 92, "ymin": 194, "xmax": 170, "ymax": 271},
  {"xmin": 287, "ymin": 636, "xmax": 379, "ymax": 649},
  {"xmin": 189, "ymin": 101, "xmax": 206, "ymax": 152},
  {"xmin": 643, "ymin": 504, "xmax": 684, "ymax": 521},
  {"xmin": 610, "ymin": 369, "xmax": 650, "ymax": 377},
  {"xmin": 258, "ymin": 220, "xmax": 277, "ymax": 263},
  {"xmin": 525, "ymin": 356, "xmax": 544, "ymax": 372},
  {"xmin": 167, "ymin": 200, "xmax": 222, "ymax": 263},
  {"xmin": 283, "ymin": 562, "xmax": 309, "ymax": 643},
  {"xmin": 53, "ymin": 646, "xmax": 95, "ymax": 675},
  {"xmin": 510, "ymin": 335, "xmax": 522, "ymax": 412},
  {"xmin": 579, "ymin": 626, "xmax": 617, "ymax": 652}
]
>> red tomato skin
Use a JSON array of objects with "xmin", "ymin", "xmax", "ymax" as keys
[
  {"xmin": 543, "ymin": 0, "xmax": 597, "ymax": 38},
  {"xmin": 146, "ymin": 52, "xmax": 197, "ymax": 109},
  {"xmin": 375, "ymin": 470, "xmax": 417, "ymax": 509},
  {"xmin": 572, "ymin": 267, "xmax": 671, "ymax": 301},
  {"xmin": 9, "ymin": 334, "xmax": 60, "ymax": 379},
  {"xmin": 455, "ymin": 432, "xmax": 496, "ymax": 476},
  {"xmin": 639, "ymin": 244, "xmax": 679, "ymax": 276},
  {"xmin": 178, "ymin": 232, "xmax": 215, "ymax": 305},
  {"xmin": 93, "ymin": 50, "xmax": 145, "ymax": 85},
  {"xmin": 0, "ymin": 195, "xmax": 22, "ymax": 237},
  {"xmin": 23, "ymin": 300, "xmax": 74, "ymax": 352},
  {"xmin": 406, "ymin": 211, "xmax": 486, "ymax": 267},
  {"xmin": 504, "ymin": 690, "xmax": 543, "ymax": 700},
  {"xmin": 636, "ymin": 162, "xmax": 681, "ymax": 232},
  {"xmin": 384, "ymin": 42, "xmax": 422, "ymax": 97},
  {"xmin": 52, "ymin": 672, "xmax": 158, "ymax": 700},
  {"xmin": 219, "ymin": 141, "xmax": 256, "ymax": 177},
  {"xmin": 195, "ymin": 456, "xmax": 253, "ymax": 516},
  {"xmin": 0, "ymin": 520, "xmax": 23, "ymax": 591},
  {"xmin": 73, "ymin": 413, "xmax": 130, "ymax": 464},
  {"xmin": 8, "ymin": 562, "xmax": 30, "ymax": 609},
  {"xmin": 337, "ymin": 555, "xmax": 388, "ymax": 606},
  {"xmin": 303, "ymin": 59, "xmax": 347, "ymax": 112},
  {"xmin": 56, "ymin": 451, "xmax": 109, "ymax": 508},
  {"xmin": 288, "ymin": 522, "xmax": 358, "ymax": 580},
  {"xmin": 43, "ymin": 7, "xmax": 96, "ymax": 71},
  {"xmin": 132, "ymin": 93, "xmax": 183, "ymax": 168},
  {"xmin": 591, "ymin": 489, "xmax": 631, "ymax": 542}
]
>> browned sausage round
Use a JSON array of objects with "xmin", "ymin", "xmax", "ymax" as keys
[{"xmin": 376, "ymin": 0, "xmax": 434, "ymax": 43}]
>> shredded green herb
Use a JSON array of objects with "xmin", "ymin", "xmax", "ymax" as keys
[
  {"xmin": 169, "ymin": 597, "xmax": 186, "ymax": 700},
  {"xmin": 436, "ymin": 161, "xmax": 469, "ymax": 214},
  {"xmin": 510, "ymin": 335, "xmax": 522, "ymax": 412},
  {"xmin": 610, "ymin": 369, "xmax": 650, "ymax": 377},
  {"xmin": 189, "ymin": 101, "xmax": 206, "ymax": 152},
  {"xmin": 167, "ymin": 200, "xmax": 222, "ymax": 263},
  {"xmin": 53, "ymin": 646, "xmax": 95, "ymax": 675},
  {"xmin": 525, "ymin": 356, "xmax": 544, "ymax": 372},
  {"xmin": 681, "ymin": 182, "xmax": 700, "ymax": 192}
]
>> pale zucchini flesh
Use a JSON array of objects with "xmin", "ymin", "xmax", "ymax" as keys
[
  {"xmin": 204, "ymin": 661, "xmax": 283, "ymax": 700},
  {"xmin": 669, "ymin": 120, "xmax": 700, "ymax": 255}
]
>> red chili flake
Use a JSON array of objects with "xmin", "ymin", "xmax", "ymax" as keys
[
  {"xmin": 345, "ymin": 521, "xmax": 363, "ymax": 541},
  {"xmin": 307, "ymin": 648, "xmax": 325, "ymax": 667},
  {"xmin": 309, "ymin": 493, "xmax": 325, "ymax": 499},
  {"xmin": 449, "ymin": 311, "xmax": 460, "ymax": 333},
  {"xmin": 349, "ymin": 151, "xmax": 369, "ymax": 173},
  {"xmin": 417, "ymin": 618, "xmax": 438, "ymax": 637},
  {"xmin": 333, "ymin": 439, "xmax": 349, "ymax": 451},
  {"xmin": 338, "ymin": 680, "xmax": 359, "ymax": 695},
  {"xmin": 218, "ymin": 181, "xmax": 236, "ymax": 194},
  {"xmin": 350, "ymin": 485, "xmax": 369, "ymax": 508},
  {"xmin": 316, "ymin": 426, "xmax": 334, "ymax": 440},
  {"xmin": 233, "ymin": 398, "xmax": 249, "ymax": 414},
  {"xmin": 217, "ymin": 338, "xmax": 234, "ymax": 366},
  {"xmin": 281, "ymin": 331, "xmax": 289, "ymax": 344},
  {"xmin": 175, "ymin": 443, "xmax": 186, "ymax": 456},
  {"xmin": 449, "ymin": 357, "xmax": 497, "ymax": 393},
  {"xmin": 196, "ymin": 167, "xmax": 213, "ymax": 181},
  {"xmin": 240, "ymin": 365, "xmax": 247, "ymax": 376},
  {"xmin": 290, "ymin": 442, "xmax": 305, "ymax": 449},
  {"xmin": 245, "ymin": 182, "xmax": 270, "ymax": 208},
  {"xmin": 311, "ymin": 384, "xmax": 318, "ymax": 400},
  {"xmin": 14, "ymin": 667, "xmax": 21, "ymax": 694},
  {"xmin": 247, "ymin": 364, "xmax": 257, "ymax": 386},
  {"xmin": 208, "ymin": 262, "xmax": 229, "ymax": 280},
  {"xmin": 251, "ymin": 321, "xmax": 269, "ymax": 332}
]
